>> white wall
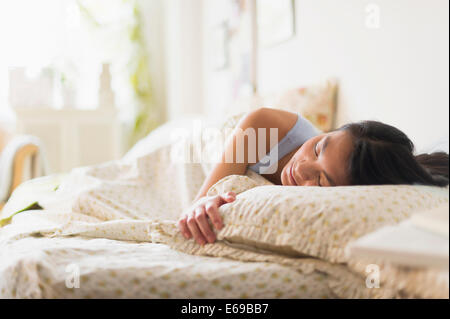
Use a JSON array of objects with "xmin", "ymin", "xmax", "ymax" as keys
[
  {"xmin": 163, "ymin": 0, "xmax": 205, "ymax": 120},
  {"xmin": 258, "ymin": 0, "xmax": 449, "ymax": 151},
  {"xmin": 135, "ymin": 0, "xmax": 205, "ymax": 123},
  {"xmin": 139, "ymin": 0, "xmax": 168, "ymax": 123}
]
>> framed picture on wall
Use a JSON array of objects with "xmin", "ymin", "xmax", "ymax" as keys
[{"xmin": 257, "ymin": 0, "xmax": 296, "ymax": 47}]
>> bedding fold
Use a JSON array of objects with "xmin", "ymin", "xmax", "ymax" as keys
[{"xmin": 1, "ymin": 113, "xmax": 448, "ymax": 299}]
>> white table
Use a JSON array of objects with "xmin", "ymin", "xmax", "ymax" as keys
[{"xmin": 14, "ymin": 107, "xmax": 123, "ymax": 174}]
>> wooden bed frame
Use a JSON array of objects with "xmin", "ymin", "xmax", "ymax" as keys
[{"xmin": 0, "ymin": 143, "xmax": 39, "ymax": 210}]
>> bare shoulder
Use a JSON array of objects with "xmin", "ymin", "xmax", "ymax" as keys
[{"xmin": 243, "ymin": 107, "xmax": 299, "ymax": 133}]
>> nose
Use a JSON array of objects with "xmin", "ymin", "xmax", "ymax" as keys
[{"xmin": 293, "ymin": 160, "xmax": 317, "ymax": 186}]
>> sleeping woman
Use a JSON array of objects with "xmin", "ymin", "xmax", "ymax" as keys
[{"xmin": 177, "ymin": 107, "xmax": 449, "ymax": 245}]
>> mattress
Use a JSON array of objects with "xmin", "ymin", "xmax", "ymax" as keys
[{"xmin": 0, "ymin": 235, "xmax": 339, "ymax": 299}]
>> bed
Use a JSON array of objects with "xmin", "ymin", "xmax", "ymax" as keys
[{"xmin": 0, "ymin": 113, "xmax": 448, "ymax": 299}]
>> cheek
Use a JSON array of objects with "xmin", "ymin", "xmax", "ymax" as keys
[
  {"xmin": 295, "ymin": 140, "xmax": 314, "ymax": 159},
  {"xmin": 281, "ymin": 158, "xmax": 294, "ymax": 185}
]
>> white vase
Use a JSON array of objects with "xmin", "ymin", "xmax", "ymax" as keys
[
  {"xmin": 98, "ymin": 63, "xmax": 115, "ymax": 110},
  {"xmin": 9, "ymin": 67, "xmax": 54, "ymax": 108}
]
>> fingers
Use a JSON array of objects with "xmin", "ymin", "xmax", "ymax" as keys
[
  {"xmin": 178, "ymin": 192, "xmax": 237, "ymax": 246},
  {"xmin": 177, "ymin": 217, "xmax": 191, "ymax": 239},
  {"xmin": 195, "ymin": 207, "xmax": 216, "ymax": 244},
  {"xmin": 205, "ymin": 201, "xmax": 223, "ymax": 230},
  {"xmin": 218, "ymin": 192, "xmax": 236, "ymax": 205},
  {"xmin": 187, "ymin": 210, "xmax": 207, "ymax": 245}
]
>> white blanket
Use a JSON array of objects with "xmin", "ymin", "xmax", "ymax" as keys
[{"xmin": 0, "ymin": 115, "xmax": 444, "ymax": 299}]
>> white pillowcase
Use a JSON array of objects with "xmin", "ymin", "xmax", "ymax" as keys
[
  {"xmin": 417, "ymin": 136, "xmax": 449, "ymax": 154},
  {"xmin": 208, "ymin": 174, "xmax": 449, "ymax": 263}
]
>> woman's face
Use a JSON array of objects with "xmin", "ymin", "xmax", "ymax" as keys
[{"xmin": 281, "ymin": 130, "xmax": 354, "ymax": 187}]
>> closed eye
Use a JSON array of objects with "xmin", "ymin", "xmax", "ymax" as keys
[{"xmin": 314, "ymin": 142, "xmax": 323, "ymax": 186}]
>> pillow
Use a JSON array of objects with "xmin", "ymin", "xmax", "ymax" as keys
[
  {"xmin": 417, "ymin": 136, "xmax": 449, "ymax": 154},
  {"xmin": 228, "ymin": 78, "xmax": 338, "ymax": 132},
  {"xmin": 258, "ymin": 78, "xmax": 338, "ymax": 132},
  {"xmin": 208, "ymin": 175, "xmax": 449, "ymax": 263}
]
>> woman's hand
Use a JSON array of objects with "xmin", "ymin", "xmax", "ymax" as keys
[{"xmin": 177, "ymin": 192, "xmax": 236, "ymax": 245}]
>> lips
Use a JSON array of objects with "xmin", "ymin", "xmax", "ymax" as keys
[{"xmin": 289, "ymin": 164, "xmax": 298, "ymax": 186}]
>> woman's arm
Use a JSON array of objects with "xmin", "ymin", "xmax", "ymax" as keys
[
  {"xmin": 177, "ymin": 107, "xmax": 298, "ymax": 245},
  {"xmin": 194, "ymin": 107, "xmax": 298, "ymax": 199}
]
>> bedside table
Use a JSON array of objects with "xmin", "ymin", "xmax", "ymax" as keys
[
  {"xmin": 14, "ymin": 107, "xmax": 123, "ymax": 174},
  {"xmin": 346, "ymin": 203, "xmax": 449, "ymax": 298},
  {"xmin": 347, "ymin": 204, "xmax": 449, "ymax": 269}
]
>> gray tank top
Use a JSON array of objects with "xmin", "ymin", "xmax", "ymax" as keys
[{"xmin": 248, "ymin": 113, "xmax": 320, "ymax": 175}]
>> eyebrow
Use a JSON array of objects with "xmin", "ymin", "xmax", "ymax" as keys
[{"xmin": 320, "ymin": 136, "xmax": 336, "ymax": 186}]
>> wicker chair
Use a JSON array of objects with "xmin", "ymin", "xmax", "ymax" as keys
[{"xmin": 0, "ymin": 136, "xmax": 45, "ymax": 210}]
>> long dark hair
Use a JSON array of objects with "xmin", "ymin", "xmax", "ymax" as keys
[{"xmin": 340, "ymin": 121, "xmax": 449, "ymax": 187}]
